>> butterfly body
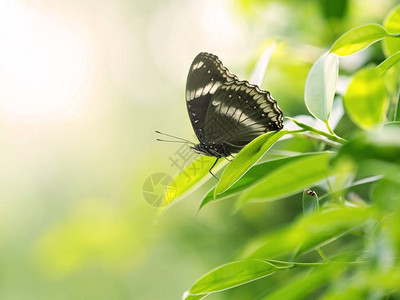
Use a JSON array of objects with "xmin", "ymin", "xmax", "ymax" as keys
[
  {"xmin": 190, "ymin": 142, "xmax": 231, "ymax": 158},
  {"xmin": 186, "ymin": 52, "xmax": 283, "ymax": 161}
]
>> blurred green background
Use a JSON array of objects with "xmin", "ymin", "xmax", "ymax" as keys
[{"xmin": 0, "ymin": 0, "xmax": 398, "ymax": 299}]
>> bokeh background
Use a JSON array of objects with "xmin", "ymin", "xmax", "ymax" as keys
[{"xmin": 0, "ymin": 0, "xmax": 398, "ymax": 299}]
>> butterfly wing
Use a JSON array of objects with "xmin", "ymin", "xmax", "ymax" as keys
[
  {"xmin": 186, "ymin": 53, "xmax": 238, "ymax": 142},
  {"xmin": 202, "ymin": 80, "xmax": 283, "ymax": 153}
]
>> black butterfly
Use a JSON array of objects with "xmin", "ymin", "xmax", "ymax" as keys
[{"xmin": 158, "ymin": 52, "xmax": 283, "ymax": 179}]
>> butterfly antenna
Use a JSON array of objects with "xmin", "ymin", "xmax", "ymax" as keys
[
  {"xmin": 156, "ymin": 138, "xmax": 191, "ymax": 143},
  {"xmin": 155, "ymin": 131, "xmax": 195, "ymax": 145}
]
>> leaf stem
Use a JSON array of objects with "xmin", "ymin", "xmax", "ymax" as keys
[
  {"xmin": 287, "ymin": 117, "xmax": 347, "ymax": 144},
  {"xmin": 316, "ymin": 248, "xmax": 331, "ymax": 262},
  {"xmin": 387, "ymin": 32, "xmax": 400, "ymax": 38},
  {"xmin": 324, "ymin": 120, "xmax": 335, "ymax": 135},
  {"xmin": 287, "ymin": 129, "xmax": 307, "ymax": 134},
  {"xmin": 265, "ymin": 259, "xmax": 327, "ymax": 267},
  {"xmin": 265, "ymin": 258, "xmax": 363, "ymax": 267}
]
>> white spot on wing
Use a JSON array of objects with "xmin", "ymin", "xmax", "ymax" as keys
[
  {"xmin": 256, "ymin": 97, "xmax": 264, "ymax": 104},
  {"xmin": 192, "ymin": 61, "xmax": 204, "ymax": 71},
  {"xmin": 212, "ymin": 100, "xmax": 220, "ymax": 106},
  {"xmin": 209, "ymin": 82, "xmax": 222, "ymax": 93},
  {"xmin": 195, "ymin": 88, "xmax": 203, "ymax": 98},
  {"xmin": 214, "ymin": 102, "xmax": 264, "ymax": 129},
  {"xmin": 190, "ymin": 89, "xmax": 195, "ymax": 100},
  {"xmin": 264, "ymin": 107, "xmax": 271, "ymax": 113},
  {"xmin": 202, "ymin": 82, "xmax": 214, "ymax": 95}
]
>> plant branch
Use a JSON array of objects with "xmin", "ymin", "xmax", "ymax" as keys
[
  {"xmin": 316, "ymin": 248, "xmax": 331, "ymax": 262},
  {"xmin": 324, "ymin": 120, "xmax": 335, "ymax": 135},
  {"xmin": 287, "ymin": 117, "xmax": 347, "ymax": 144},
  {"xmin": 387, "ymin": 32, "xmax": 400, "ymax": 38},
  {"xmin": 264, "ymin": 258, "xmax": 364, "ymax": 268}
]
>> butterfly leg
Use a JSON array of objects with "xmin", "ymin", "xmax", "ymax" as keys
[{"xmin": 209, "ymin": 158, "xmax": 219, "ymax": 180}]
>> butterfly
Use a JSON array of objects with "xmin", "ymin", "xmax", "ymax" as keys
[{"xmin": 158, "ymin": 52, "xmax": 283, "ymax": 179}]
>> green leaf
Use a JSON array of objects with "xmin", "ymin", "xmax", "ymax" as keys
[
  {"xmin": 376, "ymin": 50, "xmax": 400, "ymax": 74},
  {"xmin": 249, "ymin": 40, "xmax": 277, "ymax": 86},
  {"xmin": 287, "ymin": 118, "xmax": 346, "ymax": 144},
  {"xmin": 188, "ymin": 259, "xmax": 277, "ymax": 294},
  {"xmin": 343, "ymin": 67, "xmax": 388, "ymax": 130},
  {"xmin": 183, "ymin": 293, "xmax": 209, "ymax": 300},
  {"xmin": 240, "ymin": 206, "xmax": 373, "ymax": 259},
  {"xmin": 237, "ymin": 152, "xmax": 333, "ymax": 207},
  {"xmin": 321, "ymin": 268, "xmax": 400, "ymax": 298},
  {"xmin": 199, "ymin": 153, "xmax": 324, "ymax": 210},
  {"xmin": 159, "ymin": 156, "xmax": 226, "ymax": 208},
  {"xmin": 302, "ymin": 188, "xmax": 319, "ymax": 215},
  {"xmin": 372, "ymin": 177, "xmax": 400, "ymax": 211},
  {"xmin": 215, "ymin": 130, "xmax": 289, "ymax": 196},
  {"xmin": 383, "ymin": 4, "xmax": 400, "ymax": 56},
  {"xmin": 330, "ymin": 24, "xmax": 389, "ymax": 56},
  {"xmin": 305, "ymin": 52, "xmax": 339, "ymax": 121},
  {"xmin": 261, "ymin": 264, "xmax": 345, "ymax": 300},
  {"xmin": 318, "ymin": 175, "xmax": 382, "ymax": 203},
  {"xmin": 334, "ymin": 125, "xmax": 400, "ymax": 165}
]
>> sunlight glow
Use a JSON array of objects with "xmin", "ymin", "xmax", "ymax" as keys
[
  {"xmin": 0, "ymin": 0, "xmax": 91, "ymax": 122},
  {"xmin": 147, "ymin": 0, "xmax": 245, "ymax": 84}
]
